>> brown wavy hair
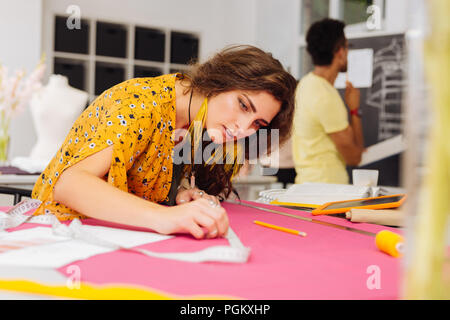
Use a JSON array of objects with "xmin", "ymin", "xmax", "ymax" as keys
[{"xmin": 183, "ymin": 45, "xmax": 297, "ymax": 199}]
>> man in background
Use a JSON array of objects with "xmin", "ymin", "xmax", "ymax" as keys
[{"xmin": 293, "ymin": 18, "xmax": 364, "ymax": 184}]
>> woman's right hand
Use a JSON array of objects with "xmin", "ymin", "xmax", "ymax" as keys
[{"xmin": 154, "ymin": 198, "xmax": 229, "ymax": 239}]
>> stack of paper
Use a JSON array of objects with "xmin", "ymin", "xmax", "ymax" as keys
[
  {"xmin": 274, "ymin": 183, "xmax": 373, "ymax": 206},
  {"xmin": 335, "ymin": 49, "xmax": 374, "ymax": 89},
  {"xmin": 359, "ymin": 135, "xmax": 406, "ymax": 167},
  {"xmin": 257, "ymin": 189, "xmax": 288, "ymax": 203}
]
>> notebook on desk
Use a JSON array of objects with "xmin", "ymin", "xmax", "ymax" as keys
[{"xmin": 268, "ymin": 183, "xmax": 377, "ymax": 208}]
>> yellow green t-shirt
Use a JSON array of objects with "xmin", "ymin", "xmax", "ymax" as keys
[{"xmin": 292, "ymin": 72, "xmax": 349, "ymax": 184}]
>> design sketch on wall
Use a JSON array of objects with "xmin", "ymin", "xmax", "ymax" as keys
[{"xmin": 365, "ymin": 38, "xmax": 407, "ymax": 141}]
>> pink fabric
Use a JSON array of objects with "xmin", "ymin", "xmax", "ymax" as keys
[{"xmin": 2, "ymin": 202, "xmax": 402, "ymax": 299}]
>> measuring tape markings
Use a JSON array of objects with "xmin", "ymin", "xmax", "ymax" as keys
[{"xmin": 0, "ymin": 199, "xmax": 54, "ymax": 231}]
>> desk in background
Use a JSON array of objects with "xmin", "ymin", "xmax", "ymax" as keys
[
  {"xmin": 232, "ymin": 175, "xmax": 282, "ymax": 201},
  {"xmin": 0, "ymin": 167, "xmax": 39, "ymax": 205}
]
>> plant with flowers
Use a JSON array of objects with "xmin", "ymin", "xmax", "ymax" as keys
[{"xmin": 0, "ymin": 59, "xmax": 46, "ymax": 162}]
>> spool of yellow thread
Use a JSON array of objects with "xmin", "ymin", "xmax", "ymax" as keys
[{"xmin": 375, "ymin": 230, "xmax": 404, "ymax": 258}]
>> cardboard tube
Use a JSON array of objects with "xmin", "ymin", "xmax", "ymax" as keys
[{"xmin": 346, "ymin": 209, "xmax": 405, "ymax": 227}]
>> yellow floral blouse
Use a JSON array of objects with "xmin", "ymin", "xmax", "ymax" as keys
[{"xmin": 32, "ymin": 74, "xmax": 179, "ymax": 220}]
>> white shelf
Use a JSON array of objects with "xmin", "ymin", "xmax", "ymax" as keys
[{"xmin": 53, "ymin": 51, "xmax": 90, "ymax": 61}]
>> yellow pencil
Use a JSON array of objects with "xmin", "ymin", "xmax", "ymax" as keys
[{"xmin": 253, "ymin": 220, "xmax": 307, "ymax": 237}]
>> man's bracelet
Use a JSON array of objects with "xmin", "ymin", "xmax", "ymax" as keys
[{"xmin": 350, "ymin": 108, "xmax": 362, "ymax": 117}]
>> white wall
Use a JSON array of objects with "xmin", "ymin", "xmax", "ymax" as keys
[
  {"xmin": 0, "ymin": 0, "xmax": 43, "ymax": 159},
  {"xmin": 384, "ymin": 0, "xmax": 409, "ymax": 33},
  {"xmin": 42, "ymin": 0, "xmax": 257, "ymax": 62},
  {"xmin": 255, "ymin": 0, "xmax": 296, "ymax": 71}
]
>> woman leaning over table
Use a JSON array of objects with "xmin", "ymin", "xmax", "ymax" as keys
[{"xmin": 31, "ymin": 45, "xmax": 297, "ymax": 239}]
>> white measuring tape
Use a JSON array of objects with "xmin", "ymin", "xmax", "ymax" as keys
[
  {"xmin": 0, "ymin": 199, "xmax": 56, "ymax": 231},
  {"xmin": 0, "ymin": 199, "xmax": 251, "ymax": 264}
]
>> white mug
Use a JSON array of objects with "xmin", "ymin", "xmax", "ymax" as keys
[{"xmin": 352, "ymin": 169, "xmax": 379, "ymax": 187}]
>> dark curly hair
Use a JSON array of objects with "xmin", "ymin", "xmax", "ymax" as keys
[
  {"xmin": 306, "ymin": 18, "xmax": 346, "ymax": 66},
  {"xmin": 182, "ymin": 45, "xmax": 297, "ymax": 199}
]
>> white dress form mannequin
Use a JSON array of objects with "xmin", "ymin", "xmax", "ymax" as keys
[{"xmin": 12, "ymin": 75, "xmax": 88, "ymax": 172}]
